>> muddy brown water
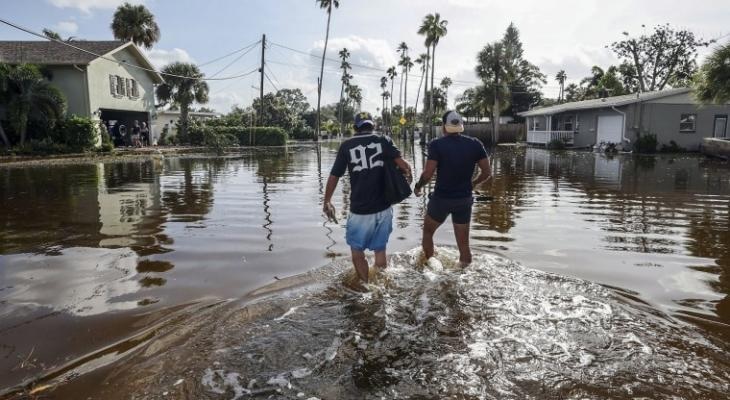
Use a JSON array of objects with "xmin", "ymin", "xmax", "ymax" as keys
[{"xmin": 1, "ymin": 143, "xmax": 730, "ymax": 399}]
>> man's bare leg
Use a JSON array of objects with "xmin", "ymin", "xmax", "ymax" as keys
[
  {"xmin": 422, "ymin": 215, "xmax": 443, "ymax": 260},
  {"xmin": 351, "ymin": 249, "xmax": 369, "ymax": 282},
  {"xmin": 374, "ymin": 250, "xmax": 387, "ymax": 269},
  {"xmin": 453, "ymin": 223, "xmax": 472, "ymax": 266}
]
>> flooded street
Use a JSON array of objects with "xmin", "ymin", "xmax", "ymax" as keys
[{"xmin": 2, "ymin": 143, "xmax": 730, "ymax": 399}]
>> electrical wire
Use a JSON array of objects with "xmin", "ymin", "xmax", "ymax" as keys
[
  {"xmin": 0, "ymin": 17, "xmax": 259, "ymax": 81},
  {"xmin": 264, "ymin": 71, "xmax": 279, "ymax": 92},
  {"xmin": 198, "ymin": 40, "xmax": 261, "ymax": 67},
  {"xmin": 209, "ymin": 42, "xmax": 260, "ymax": 78}
]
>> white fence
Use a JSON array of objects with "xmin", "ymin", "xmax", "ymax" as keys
[{"xmin": 527, "ymin": 130, "xmax": 575, "ymax": 145}]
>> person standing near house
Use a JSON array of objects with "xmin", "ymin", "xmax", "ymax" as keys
[
  {"xmin": 323, "ymin": 112, "xmax": 413, "ymax": 285},
  {"xmin": 413, "ymin": 110, "xmax": 492, "ymax": 267},
  {"xmin": 132, "ymin": 120, "xmax": 142, "ymax": 147},
  {"xmin": 141, "ymin": 122, "xmax": 150, "ymax": 146}
]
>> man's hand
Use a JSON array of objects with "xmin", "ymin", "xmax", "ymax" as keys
[
  {"xmin": 414, "ymin": 186, "xmax": 422, "ymax": 197},
  {"xmin": 323, "ymin": 202, "xmax": 338, "ymax": 223}
]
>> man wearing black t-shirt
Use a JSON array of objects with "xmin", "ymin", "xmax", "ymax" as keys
[
  {"xmin": 414, "ymin": 110, "xmax": 492, "ymax": 267},
  {"xmin": 323, "ymin": 112, "xmax": 413, "ymax": 283}
]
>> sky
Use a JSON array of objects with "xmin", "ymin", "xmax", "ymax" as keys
[{"xmin": 2, "ymin": 0, "xmax": 730, "ymax": 114}]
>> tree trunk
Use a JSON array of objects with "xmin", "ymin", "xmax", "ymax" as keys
[
  {"xmin": 429, "ymin": 44, "xmax": 437, "ymax": 142},
  {"xmin": 315, "ymin": 11, "xmax": 332, "ymax": 142},
  {"xmin": 181, "ymin": 102, "xmax": 190, "ymax": 144},
  {"xmin": 422, "ymin": 47, "xmax": 430, "ymax": 144},
  {"xmin": 339, "ymin": 80, "xmax": 345, "ymax": 136},
  {"xmin": 0, "ymin": 121, "xmax": 10, "ymax": 148},
  {"xmin": 390, "ymin": 79, "xmax": 395, "ymax": 135},
  {"xmin": 18, "ymin": 112, "xmax": 28, "ymax": 146},
  {"xmin": 404, "ymin": 66, "xmax": 409, "ymax": 141}
]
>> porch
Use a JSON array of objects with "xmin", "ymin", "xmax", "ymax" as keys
[{"xmin": 525, "ymin": 114, "xmax": 577, "ymax": 147}]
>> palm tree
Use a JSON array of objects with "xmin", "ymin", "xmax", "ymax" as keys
[
  {"xmin": 0, "ymin": 64, "xmax": 66, "ymax": 147},
  {"xmin": 338, "ymin": 48, "xmax": 351, "ymax": 135},
  {"xmin": 314, "ymin": 0, "xmax": 340, "ymax": 141},
  {"xmin": 346, "ymin": 84, "xmax": 362, "ymax": 111},
  {"xmin": 440, "ymin": 76, "xmax": 452, "ymax": 106},
  {"xmin": 397, "ymin": 42, "xmax": 408, "ymax": 110},
  {"xmin": 380, "ymin": 76, "xmax": 388, "ymax": 127},
  {"xmin": 419, "ymin": 13, "xmax": 448, "ymax": 141},
  {"xmin": 155, "ymin": 62, "xmax": 209, "ymax": 142},
  {"xmin": 387, "ymin": 66, "xmax": 397, "ymax": 133},
  {"xmin": 413, "ymin": 53, "xmax": 428, "ymax": 119},
  {"xmin": 694, "ymin": 42, "xmax": 730, "ymax": 104},
  {"xmin": 399, "ymin": 55, "xmax": 414, "ymax": 139},
  {"xmin": 555, "ymin": 70, "xmax": 567, "ymax": 102},
  {"xmin": 111, "ymin": 2, "xmax": 161, "ymax": 49}
]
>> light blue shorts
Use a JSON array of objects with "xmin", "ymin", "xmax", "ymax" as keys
[{"xmin": 346, "ymin": 207, "xmax": 393, "ymax": 252}]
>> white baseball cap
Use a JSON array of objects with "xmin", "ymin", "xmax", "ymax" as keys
[{"xmin": 442, "ymin": 110, "xmax": 464, "ymax": 134}]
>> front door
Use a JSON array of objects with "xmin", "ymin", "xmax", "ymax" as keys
[{"xmin": 713, "ymin": 115, "xmax": 728, "ymax": 138}]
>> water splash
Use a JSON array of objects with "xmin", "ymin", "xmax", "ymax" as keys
[{"xmin": 195, "ymin": 248, "xmax": 730, "ymax": 399}]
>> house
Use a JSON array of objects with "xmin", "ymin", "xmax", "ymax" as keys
[
  {"xmin": 0, "ymin": 40, "xmax": 164, "ymax": 141},
  {"xmin": 519, "ymin": 88, "xmax": 730, "ymax": 151},
  {"xmin": 152, "ymin": 110, "xmax": 219, "ymax": 142}
]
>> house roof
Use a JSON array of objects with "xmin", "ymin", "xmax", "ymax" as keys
[
  {"xmin": 0, "ymin": 40, "xmax": 164, "ymax": 84},
  {"xmin": 0, "ymin": 40, "xmax": 126, "ymax": 65},
  {"xmin": 519, "ymin": 87, "xmax": 692, "ymax": 117}
]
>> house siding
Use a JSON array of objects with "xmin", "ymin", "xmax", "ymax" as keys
[
  {"xmin": 46, "ymin": 66, "xmax": 90, "ymax": 117},
  {"xmin": 637, "ymin": 103, "xmax": 729, "ymax": 151},
  {"xmin": 86, "ymin": 46, "xmax": 157, "ymax": 117},
  {"xmin": 572, "ymin": 107, "xmax": 635, "ymax": 148}
]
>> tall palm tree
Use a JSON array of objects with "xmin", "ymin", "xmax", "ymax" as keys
[
  {"xmin": 380, "ymin": 76, "xmax": 388, "ymax": 128},
  {"xmin": 155, "ymin": 62, "xmax": 209, "ymax": 142},
  {"xmin": 413, "ymin": 53, "xmax": 428, "ymax": 135},
  {"xmin": 338, "ymin": 47, "xmax": 351, "ymax": 135},
  {"xmin": 0, "ymin": 64, "xmax": 66, "ymax": 146},
  {"xmin": 399, "ymin": 55, "xmax": 414, "ymax": 138},
  {"xmin": 440, "ymin": 76, "xmax": 452, "ymax": 106},
  {"xmin": 555, "ymin": 70, "xmax": 567, "ymax": 102},
  {"xmin": 314, "ymin": 0, "xmax": 340, "ymax": 141},
  {"xmin": 397, "ymin": 42, "xmax": 408, "ymax": 111},
  {"xmin": 111, "ymin": 2, "xmax": 161, "ymax": 49},
  {"xmin": 387, "ymin": 66, "xmax": 397, "ymax": 133},
  {"xmin": 419, "ymin": 13, "xmax": 448, "ymax": 141},
  {"xmin": 417, "ymin": 21, "xmax": 433, "ymax": 141}
]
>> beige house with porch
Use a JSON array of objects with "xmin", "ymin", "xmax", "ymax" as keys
[
  {"xmin": 0, "ymin": 40, "xmax": 163, "ymax": 143},
  {"xmin": 519, "ymin": 88, "xmax": 730, "ymax": 151}
]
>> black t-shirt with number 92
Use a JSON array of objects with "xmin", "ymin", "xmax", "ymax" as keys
[{"xmin": 330, "ymin": 133, "xmax": 401, "ymax": 215}]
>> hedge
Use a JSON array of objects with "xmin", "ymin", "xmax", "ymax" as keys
[{"xmin": 186, "ymin": 125, "xmax": 287, "ymax": 147}]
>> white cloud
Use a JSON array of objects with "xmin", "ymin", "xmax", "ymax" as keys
[
  {"xmin": 144, "ymin": 48, "xmax": 195, "ymax": 69},
  {"xmin": 48, "ymin": 0, "xmax": 144, "ymax": 13},
  {"xmin": 54, "ymin": 20, "xmax": 79, "ymax": 35}
]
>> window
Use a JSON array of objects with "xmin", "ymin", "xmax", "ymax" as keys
[
  {"xmin": 116, "ymin": 75, "xmax": 126, "ymax": 96},
  {"xmin": 130, "ymin": 80, "xmax": 139, "ymax": 98},
  {"xmin": 563, "ymin": 116, "xmax": 573, "ymax": 131},
  {"xmin": 680, "ymin": 114, "xmax": 696, "ymax": 132}
]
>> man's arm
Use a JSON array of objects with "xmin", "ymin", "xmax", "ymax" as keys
[
  {"xmin": 323, "ymin": 175, "xmax": 339, "ymax": 213},
  {"xmin": 472, "ymin": 157, "xmax": 493, "ymax": 190},
  {"xmin": 394, "ymin": 157, "xmax": 413, "ymax": 184},
  {"xmin": 413, "ymin": 159, "xmax": 438, "ymax": 197}
]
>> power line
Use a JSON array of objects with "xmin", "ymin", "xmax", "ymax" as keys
[
  {"xmin": 264, "ymin": 63, "xmax": 282, "ymax": 87},
  {"xmin": 0, "ymin": 17, "xmax": 260, "ymax": 81},
  {"xmin": 198, "ymin": 40, "xmax": 261, "ymax": 67},
  {"xmin": 209, "ymin": 42, "xmax": 260, "ymax": 78},
  {"xmin": 264, "ymin": 71, "xmax": 279, "ymax": 92}
]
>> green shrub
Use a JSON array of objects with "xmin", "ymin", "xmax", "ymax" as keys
[
  {"xmin": 547, "ymin": 139, "xmax": 566, "ymax": 150},
  {"xmin": 291, "ymin": 125, "xmax": 315, "ymax": 140},
  {"xmin": 56, "ymin": 116, "xmax": 98, "ymax": 152},
  {"xmin": 13, "ymin": 138, "xmax": 72, "ymax": 155},
  {"xmin": 634, "ymin": 133, "xmax": 658, "ymax": 153},
  {"xmin": 185, "ymin": 125, "xmax": 287, "ymax": 147},
  {"xmin": 660, "ymin": 140, "xmax": 686, "ymax": 153},
  {"xmin": 99, "ymin": 128, "xmax": 114, "ymax": 153}
]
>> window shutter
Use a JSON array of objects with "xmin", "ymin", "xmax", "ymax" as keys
[
  {"xmin": 116, "ymin": 76, "xmax": 124, "ymax": 96},
  {"xmin": 132, "ymin": 80, "xmax": 138, "ymax": 97},
  {"xmin": 109, "ymin": 75, "xmax": 115, "ymax": 95},
  {"xmin": 125, "ymin": 78, "xmax": 131, "ymax": 98}
]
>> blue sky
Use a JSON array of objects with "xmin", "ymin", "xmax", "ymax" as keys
[{"xmin": 3, "ymin": 0, "xmax": 730, "ymax": 113}]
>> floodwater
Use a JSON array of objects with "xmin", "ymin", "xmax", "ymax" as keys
[{"xmin": 1, "ymin": 143, "xmax": 730, "ymax": 399}]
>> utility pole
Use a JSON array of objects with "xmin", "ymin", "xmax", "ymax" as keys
[{"xmin": 259, "ymin": 34, "xmax": 266, "ymax": 134}]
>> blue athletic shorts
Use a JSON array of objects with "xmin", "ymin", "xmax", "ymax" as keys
[
  {"xmin": 346, "ymin": 207, "xmax": 393, "ymax": 252},
  {"xmin": 427, "ymin": 195, "xmax": 473, "ymax": 224}
]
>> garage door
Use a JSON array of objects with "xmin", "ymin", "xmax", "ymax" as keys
[{"xmin": 597, "ymin": 115, "xmax": 623, "ymax": 144}]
